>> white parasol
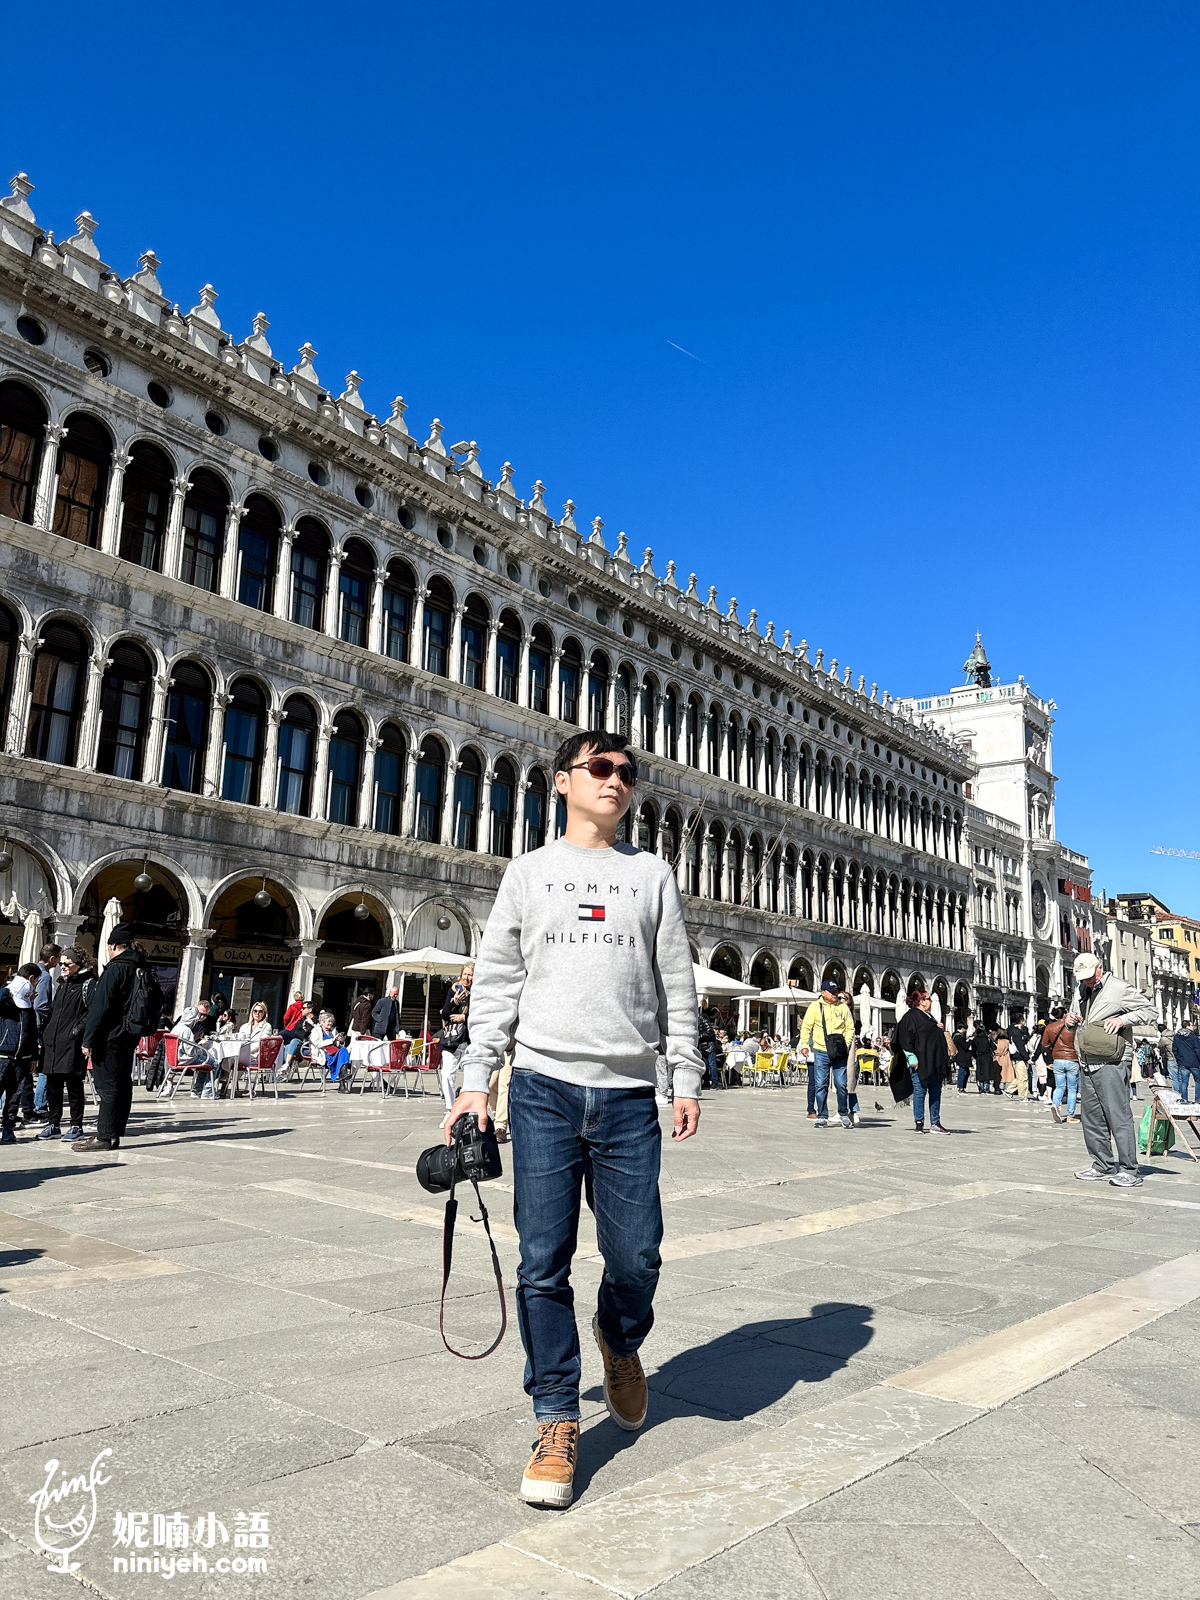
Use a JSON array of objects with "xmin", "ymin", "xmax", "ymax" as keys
[
  {"xmin": 755, "ymin": 984, "xmax": 817, "ymax": 1005},
  {"xmin": 96, "ymin": 897, "xmax": 124, "ymax": 972},
  {"xmin": 18, "ymin": 908, "xmax": 43, "ymax": 966},
  {"xmin": 344, "ymin": 946, "xmax": 470, "ymax": 1047},
  {"xmin": 692, "ymin": 962, "xmax": 759, "ymax": 998}
]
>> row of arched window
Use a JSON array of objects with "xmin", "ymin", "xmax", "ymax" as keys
[
  {"xmin": 1, "ymin": 376, "xmax": 961, "ymax": 860},
  {"xmin": 0, "ymin": 603, "xmax": 968, "ymax": 948}
]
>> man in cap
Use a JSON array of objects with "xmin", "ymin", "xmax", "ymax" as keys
[
  {"xmin": 800, "ymin": 980, "xmax": 856, "ymax": 1129},
  {"xmin": 1068, "ymin": 952, "xmax": 1157, "ymax": 1187}
]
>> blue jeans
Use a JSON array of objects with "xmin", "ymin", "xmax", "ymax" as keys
[
  {"xmin": 1181, "ymin": 1065, "xmax": 1200, "ymax": 1104},
  {"xmin": 956, "ymin": 1063, "xmax": 970, "ymax": 1091},
  {"xmin": 34, "ymin": 1071, "xmax": 47, "ymax": 1111},
  {"xmin": 1053, "ymin": 1064, "xmax": 1080, "ymax": 1117},
  {"xmin": 910, "ymin": 1067, "xmax": 942, "ymax": 1126},
  {"xmin": 509, "ymin": 1068, "xmax": 663, "ymax": 1422},
  {"xmin": 813, "ymin": 1050, "xmax": 848, "ymax": 1122}
]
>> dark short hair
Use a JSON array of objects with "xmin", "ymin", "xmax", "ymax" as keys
[
  {"xmin": 553, "ymin": 730, "xmax": 636, "ymax": 778},
  {"xmin": 40, "ymin": 942, "xmax": 61, "ymax": 963},
  {"xmin": 16, "ymin": 962, "xmax": 41, "ymax": 980}
]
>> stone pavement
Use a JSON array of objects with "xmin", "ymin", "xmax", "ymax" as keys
[{"xmin": 1, "ymin": 1078, "xmax": 1199, "ymax": 1599}]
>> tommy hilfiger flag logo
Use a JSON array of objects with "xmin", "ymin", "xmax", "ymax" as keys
[{"xmin": 578, "ymin": 904, "xmax": 606, "ymax": 922}]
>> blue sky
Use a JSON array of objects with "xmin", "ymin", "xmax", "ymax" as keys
[{"xmin": 4, "ymin": 2, "xmax": 1198, "ymax": 910}]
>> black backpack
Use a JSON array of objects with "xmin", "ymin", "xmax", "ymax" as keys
[{"xmin": 123, "ymin": 965, "xmax": 166, "ymax": 1038}]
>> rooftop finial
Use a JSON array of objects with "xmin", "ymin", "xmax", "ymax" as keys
[
  {"xmin": 963, "ymin": 630, "xmax": 992, "ymax": 688},
  {"xmin": 529, "ymin": 480, "xmax": 547, "ymax": 513},
  {"xmin": 386, "ymin": 396, "xmax": 411, "ymax": 437},
  {"xmin": 589, "ymin": 515, "xmax": 606, "ymax": 547},
  {"xmin": 560, "ymin": 499, "xmax": 578, "ymax": 532},
  {"xmin": 423, "ymin": 418, "xmax": 447, "ymax": 456}
]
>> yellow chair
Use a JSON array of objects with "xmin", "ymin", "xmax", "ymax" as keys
[{"xmin": 754, "ymin": 1051, "xmax": 782, "ymax": 1087}]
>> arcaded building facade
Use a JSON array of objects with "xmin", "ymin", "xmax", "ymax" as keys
[{"xmin": 0, "ymin": 173, "xmax": 977, "ymax": 1028}]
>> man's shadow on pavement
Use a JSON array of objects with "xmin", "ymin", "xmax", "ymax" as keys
[{"xmin": 575, "ymin": 1302, "xmax": 874, "ymax": 1494}]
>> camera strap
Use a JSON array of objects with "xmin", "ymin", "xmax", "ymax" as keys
[{"xmin": 440, "ymin": 1171, "xmax": 507, "ymax": 1359}]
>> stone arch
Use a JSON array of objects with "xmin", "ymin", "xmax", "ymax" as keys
[
  {"xmin": 404, "ymin": 895, "xmax": 478, "ymax": 956},
  {"xmin": 202, "ymin": 868, "xmax": 313, "ymax": 939},
  {"xmin": 73, "ymin": 848, "xmax": 203, "ymax": 927}
]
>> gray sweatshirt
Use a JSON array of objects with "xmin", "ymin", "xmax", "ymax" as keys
[{"xmin": 457, "ymin": 838, "xmax": 703, "ymax": 1098}]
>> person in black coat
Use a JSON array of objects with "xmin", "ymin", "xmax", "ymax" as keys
[
  {"xmin": 77, "ymin": 925, "xmax": 144, "ymax": 1152},
  {"xmin": 970, "ymin": 1023, "xmax": 996, "ymax": 1094},
  {"xmin": 38, "ymin": 948, "xmax": 93, "ymax": 1142},
  {"xmin": 891, "ymin": 990, "xmax": 950, "ymax": 1133}
]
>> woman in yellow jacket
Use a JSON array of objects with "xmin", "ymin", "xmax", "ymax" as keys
[{"xmin": 799, "ymin": 980, "xmax": 857, "ymax": 1129}]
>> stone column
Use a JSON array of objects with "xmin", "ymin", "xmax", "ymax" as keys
[
  {"xmin": 359, "ymin": 735, "xmax": 380, "ymax": 828},
  {"xmin": 260, "ymin": 707, "xmax": 282, "ymax": 809},
  {"xmin": 49, "ymin": 912, "xmax": 87, "ymax": 949},
  {"xmin": 287, "ymin": 936, "xmax": 323, "ymax": 1002},
  {"xmin": 202, "ymin": 691, "xmax": 232, "ymax": 796},
  {"xmin": 512, "ymin": 777, "xmax": 528, "ymax": 859},
  {"xmin": 478, "ymin": 769, "xmax": 493, "ymax": 853},
  {"xmin": 654, "ymin": 692, "xmax": 666, "ymax": 756},
  {"xmin": 369, "ymin": 573, "xmax": 386, "ymax": 654},
  {"xmin": 518, "ymin": 634, "xmax": 531, "ymax": 709},
  {"xmin": 412, "ymin": 586, "xmax": 427, "ymax": 669},
  {"xmin": 219, "ymin": 504, "xmax": 246, "ymax": 601},
  {"xmin": 33, "ymin": 422, "xmax": 65, "ymax": 530},
  {"xmin": 441, "ymin": 758, "xmax": 459, "ymax": 847},
  {"xmin": 177, "ymin": 928, "xmax": 216, "ymax": 1011},
  {"xmin": 629, "ymin": 681, "xmax": 644, "ymax": 750},
  {"xmin": 401, "ymin": 743, "xmax": 420, "ymax": 837},
  {"xmin": 162, "ymin": 476, "xmax": 190, "ymax": 579},
  {"xmin": 275, "ymin": 526, "xmax": 296, "ymax": 622},
  {"xmin": 604, "ymin": 675, "xmax": 617, "ymax": 734},
  {"xmin": 5, "ymin": 633, "xmax": 37, "ymax": 754},
  {"xmin": 449, "ymin": 603, "xmax": 466, "ymax": 684},
  {"xmin": 324, "ymin": 549, "xmax": 344, "ymax": 641},
  {"xmin": 99, "ymin": 450, "xmax": 132, "ymax": 556},
  {"xmin": 485, "ymin": 620, "xmax": 500, "ymax": 696},
  {"xmin": 76, "ymin": 653, "xmax": 111, "ymax": 772},
  {"xmin": 144, "ymin": 672, "xmax": 172, "ymax": 785},
  {"xmin": 550, "ymin": 651, "xmax": 563, "ymax": 720},
  {"xmin": 312, "ymin": 721, "xmax": 333, "ymax": 820}
]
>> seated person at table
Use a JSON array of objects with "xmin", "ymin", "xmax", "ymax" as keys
[
  {"xmin": 237, "ymin": 1000, "xmax": 275, "ymax": 1063},
  {"xmin": 282, "ymin": 1000, "xmax": 315, "ymax": 1069},
  {"xmin": 311, "ymin": 1011, "xmax": 351, "ymax": 1085},
  {"xmin": 168, "ymin": 1007, "xmax": 217, "ymax": 1100}
]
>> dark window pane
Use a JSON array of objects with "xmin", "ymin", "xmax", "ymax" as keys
[
  {"xmin": 373, "ymin": 747, "xmax": 403, "ymax": 833},
  {"xmin": 461, "ymin": 622, "xmax": 485, "ymax": 688},
  {"xmin": 182, "ymin": 503, "xmax": 221, "ymax": 591},
  {"xmin": 97, "ymin": 666, "xmax": 146, "ymax": 780},
  {"xmin": 383, "ymin": 588, "xmax": 410, "ymax": 661},
  {"xmin": 53, "ymin": 451, "xmax": 104, "ymax": 545},
  {"xmin": 339, "ymin": 570, "xmax": 368, "ymax": 646},
  {"xmin": 277, "ymin": 723, "xmax": 312, "ymax": 814},
  {"xmin": 496, "ymin": 636, "xmax": 518, "ymax": 701},
  {"xmin": 238, "ymin": 529, "xmax": 274, "ymax": 611},
  {"xmin": 424, "ymin": 606, "xmax": 449, "ymax": 676}
]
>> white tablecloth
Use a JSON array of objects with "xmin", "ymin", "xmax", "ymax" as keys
[
  {"xmin": 206, "ymin": 1039, "xmax": 248, "ymax": 1067},
  {"xmin": 348, "ymin": 1039, "xmax": 391, "ymax": 1067}
]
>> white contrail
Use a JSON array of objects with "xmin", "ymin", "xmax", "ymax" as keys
[
  {"xmin": 1150, "ymin": 846, "xmax": 1200, "ymax": 860},
  {"xmin": 667, "ymin": 340, "xmax": 704, "ymax": 362}
]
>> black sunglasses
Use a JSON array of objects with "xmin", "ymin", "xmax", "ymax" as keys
[{"xmin": 567, "ymin": 756, "xmax": 637, "ymax": 786}]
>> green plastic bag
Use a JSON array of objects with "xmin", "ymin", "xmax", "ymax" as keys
[{"xmin": 1138, "ymin": 1104, "xmax": 1175, "ymax": 1156}]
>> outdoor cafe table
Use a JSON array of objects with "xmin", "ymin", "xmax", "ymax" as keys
[
  {"xmin": 348, "ymin": 1038, "xmax": 391, "ymax": 1067},
  {"xmin": 205, "ymin": 1037, "xmax": 249, "ymax": 1097}
]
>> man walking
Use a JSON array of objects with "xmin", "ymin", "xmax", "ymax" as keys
[
  {"xmin": 1173, "ymin": 1022, "xmax": 1200, "ymax": 1104},
  {"xmin": 31, "ymin": 941, "xmax": 61, "ymax": 1118},
  {"xmin": 75, "ymin": 925, "xmax": 146, "ymax": 1153},
  {"xmin": 371, "ymin": 985, "xmax": 402, "ymax": 1040},
  {"xmin": 800, "ymin": 980, "xmax": 855, "ymax": 1129},
  {"xmin": 445, "ymin": 730, "xmax": 702, "ymax": 1509},
  {"xmin": 1070, "ymin": 952, "xmax": 1156, "ymax": 1188},
  {"xmin": 1008, "ymin": 1014, "xmax": 1032, "ymax": 1101}
]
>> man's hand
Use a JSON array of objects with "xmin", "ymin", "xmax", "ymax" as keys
[
  {"xmin": 441, "ymin": 1090, "xmax": 489, "ymax": 1144},
  {"xmin": 1103, "ymin": 1015, "xmax": 1126, "ymax": 1035},
  {"xmin": 672, "ymin": 1097, "xmax": 700, "ymax": 1142}
]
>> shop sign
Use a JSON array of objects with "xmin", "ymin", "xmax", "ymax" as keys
[{"xmin": 210, "ymin": 946, "xmax": 293, "ymax": 969}]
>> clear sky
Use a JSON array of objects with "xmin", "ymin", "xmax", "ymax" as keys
[{"xmin": 4, "ymin": 2, "xmax": 1197, "ymax": 911}]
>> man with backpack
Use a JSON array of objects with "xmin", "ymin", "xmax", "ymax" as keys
[{"xmin": 75, "ymin": 924, "xmax": 159, "ymax": 1153}]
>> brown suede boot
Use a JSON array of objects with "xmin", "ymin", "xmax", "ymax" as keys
[
  {"xmin": 592, "ymin": 1314, "xmax": 648, "ymax": 1432},
  {"xmin": 520, "ymin": 1421, "xmax": 579, "ymax": 1508}
]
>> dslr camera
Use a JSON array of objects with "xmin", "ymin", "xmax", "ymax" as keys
[{"xmin": 417, "ymin": 1112, "xmax": 503, "ymax": 1194}]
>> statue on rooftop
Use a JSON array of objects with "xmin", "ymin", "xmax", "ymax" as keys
[{"xmin": 963, "ymin": 631, "xmax": 992, "ymax": 688}]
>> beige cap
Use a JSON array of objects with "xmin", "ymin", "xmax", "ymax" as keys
[{"xmin": 1072, "ymin": 952, "xmax": 1101, "ymax": 979}]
